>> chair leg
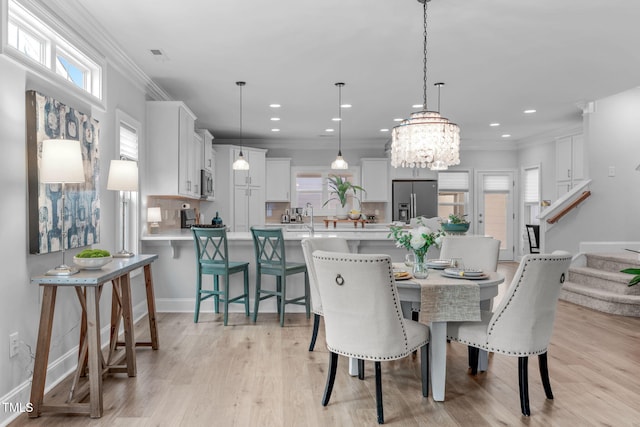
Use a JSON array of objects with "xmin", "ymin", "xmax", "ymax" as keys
[
  {"xmin": 538, "ymin": 352, "xmax": 554, "ymax": 399},
  {"xmin": 213, "ymin": 275, "xmax": 220, "ymax": 313},
  {"xmin": 322, "ymin": 352, "xmax": 339, "ymax": 406},
  {"xmin": 279, "ymin": 276, "xmax": 286, "ymax": 327},
  {"xmin": 468, "ymin": 346, "xmax": 480, "ymax": 375},
  {"xmin": 421, "ymin": 343, "xmax": 429, "ymax": 397},
  {"xmin": 253, "ymin": 270, "xmax": 261, "ymax": 323},
  {"xmin": 375, "ymin": 361, "xmax": 384, "ymax": 424},
  {"xmin": 518, "ymin": 356, "xmax": 531, "ymax": 416},
  {"xmin": 358, "ymin": 359, "xmax": 365, "ymax": 380},
  {"xmin": 309, "ymin": 313, "xmax": 320, "ymax": 351},
  {"xmin": 194, "ymin": 273, "xmax": 202, "ymax": 323},
  {"xmin": 243, "ymin": 267, "xmax": 250, "ymax": 317},
  {"xmin": 223, "ymin": 274, "xmax": 230, "ymax": 326},
  {"xmin": 276, "ymin": 276, "xmax": 282, "ymax": 315},
  {"xmin": 304, "ymin": 271, "xmax": 311, "ymax": 319}
]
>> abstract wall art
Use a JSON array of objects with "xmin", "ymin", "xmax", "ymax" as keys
[{"xmin": 26, "ymin": 90, "xmax": 101, "ymax": 254}]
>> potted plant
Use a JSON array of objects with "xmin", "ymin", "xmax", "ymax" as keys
[
  {"xmin": 323, "ymin": 175, "xmax": 365, "ymax": 219},
  {"xmin": 441, "ymin": 213, "xmax": 470, "ymax": 234}
]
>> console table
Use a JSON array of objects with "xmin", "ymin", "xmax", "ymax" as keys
[
  {"xmin": 29, "ymin": 254, "xmax": 159, "ymax": 418},
  {"xmin": 323, "ymin": 218, "xmax": 367, "ymax": 228}
]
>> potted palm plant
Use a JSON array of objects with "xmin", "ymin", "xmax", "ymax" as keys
[{"xmin": 323, "ymin": 175, "xmax": 365, "ymax": 219}]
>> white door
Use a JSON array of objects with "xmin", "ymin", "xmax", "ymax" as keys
[{"xmin": 476, "ymin": 171, "xmax": 515, "ymax": 261}]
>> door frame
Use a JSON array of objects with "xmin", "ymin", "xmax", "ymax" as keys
[{"xmin": 474, "ymin": 169, "xmax": 517, "ymax": 261}]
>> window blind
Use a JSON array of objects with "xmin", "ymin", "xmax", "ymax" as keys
[
  {"xmin": 119, "ymin": 122, "xmax": 138, "ymax": 161},
  {"xmin": 438, "ymin": 171, "xmax": 469, "ymax": 191},
  {"xmin": 523, "ymin": 167, "xmax": 540, "ymax": 203},
  {"xmin": 483, "ymin": 175, "xmax": 510, "ymax": 192}
]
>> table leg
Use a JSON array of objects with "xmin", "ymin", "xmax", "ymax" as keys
[
  {"xmin": 119, "ymin": 273, "xmax": 136, "ymax": 376},
  {"xmin": 430, "ymin": 321, "xmax": 447, "ymax": 401},
  {"xmin": 85, "ymin": 287, "xmax": 103, "ymax": 418},
  {"xmin": 143, "ymin": 264, "xmax": 159, "ymax": 350},
  {"xmin": 29, "ymin": 286, "xmax": 57, "ymax": 418}
]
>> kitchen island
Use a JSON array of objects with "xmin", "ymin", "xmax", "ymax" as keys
[{"xmin": 141, "ymin": 225, "xmax": 429, "ymax": 315}]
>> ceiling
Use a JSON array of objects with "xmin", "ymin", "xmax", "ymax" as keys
[{"xmin": 72, "ymin": 0, "xmax": 640, "ymax": 151}]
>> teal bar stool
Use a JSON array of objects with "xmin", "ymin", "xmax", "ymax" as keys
[
  {"xmin": 192, "ymin": 227, "xmax": 250, "ymax": 325},
  {"xmin": 251, "ymin": 227, "xmax": 310, "ymax": 326}
]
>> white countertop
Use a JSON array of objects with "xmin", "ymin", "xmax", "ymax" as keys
[{"xmin": 141, "ymin": 227, "xmax": 393, "ymax": 242}]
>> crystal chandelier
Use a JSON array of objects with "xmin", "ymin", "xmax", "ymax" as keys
[
  {"xmin": 390, "ymin": 0, "xmax": 460, "ymax": 171},
  {"xmin": 331, "ymin": 82, "xmax": 348, "ymax": 170},
  {"xmin": 232, "ymin": 81, "xmax": 250, "ymax": 170}
]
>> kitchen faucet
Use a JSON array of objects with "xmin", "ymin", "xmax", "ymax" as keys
[{"xmin": 304, "ymin": 203, "xmax": 314, "ymax": 235}]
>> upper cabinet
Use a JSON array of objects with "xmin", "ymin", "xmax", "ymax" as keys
[
  {"xmin": 556, "ymin": 134, "xmax": 585, "ymax": 197},
  {"xmin": 361, "ymin": 158, "xmax": 389, "ymax": 202},
  {"xmin": 198, "ymin": 129, "xmax": 215, "ymax": 172},
  {"xmin": 146, "ymin": 101, "xmax": 200, "ymax": 198},
  {"xmin": 266, "ymin": 158, "xmax": 291, "ymax": 202},
  {"xmin": 389, "ymin": 165, "xmax": 437, "ymax": 180}
]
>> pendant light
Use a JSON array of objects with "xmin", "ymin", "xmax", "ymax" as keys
[
  {"xmin": 232, "ymin": 81, "xmax": 250, "ymax": 170},
  {"xmin": 390, "ymin": 0, "xmax": 460, "ymax": 171},
  {"xmin": 331, "ymin": 82, "xmax": 348, "ymax": 170}
]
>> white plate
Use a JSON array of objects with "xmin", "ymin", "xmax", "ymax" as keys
[
  {"xmin": 426, "ymin": 259, "xmax": 451, "ymax": 269},
  {"xmin": 441, "ymin": 271, "xmax": 489, "ymax": 280},
  {"xmin": 394, "ymin": 272, "xmax": 412, "ymax": 281},
  {"xmin": 443, "ymin": 267, "xmax": 484, "ymax": 277}
]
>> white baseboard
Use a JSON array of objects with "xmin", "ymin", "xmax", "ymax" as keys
[
  {"xmin": 0, "ymin": 300, "xmax": 149, "ymax": 427},
  {"xmin": 155, "ymin": 298, "xmax": 308, "ymax": 313}
]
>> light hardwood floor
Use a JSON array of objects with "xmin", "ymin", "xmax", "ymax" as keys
[{"xmin": 11, "ymin": 263, "xmax": 640, "ymax": 426}]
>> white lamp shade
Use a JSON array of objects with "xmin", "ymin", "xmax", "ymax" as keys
[
  {"xmin": 232, "ymin": 153, "xmax": 250, "ymax": 170},
  {"xmin": 147, "ymin": 207, "xmax": 162, "ymax": 223},
  {"xmin": 40, "ymin": 139, "xmax": 85, "ymax": 183},
  {"xmin": 107, "ymin": 159, "xmax": 138, "ymax": 191}
]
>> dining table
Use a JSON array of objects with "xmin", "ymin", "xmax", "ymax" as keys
[{"xmin": 347, "ymin": 265, "xmax": 504, "ymax": 402}]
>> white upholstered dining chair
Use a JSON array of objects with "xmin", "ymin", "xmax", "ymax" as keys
[
  {"xmin": 300, "ymin": 237, "xmax": 350, "ymax": 351},
  {"xmin": 312, "ymin": 251, "xmax": 429, "ymax": 425},
  {"xmin": 439, "ymin": 235, "xmax": 501, "ymax": 272},
  {"xmin": 446, "ymin": 251, "xmax": 572, "ymax": 416}
]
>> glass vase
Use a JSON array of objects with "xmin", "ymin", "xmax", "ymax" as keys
[{"xmin": 412, "ymin": 252, "xmax": 429, "ymax": 279}]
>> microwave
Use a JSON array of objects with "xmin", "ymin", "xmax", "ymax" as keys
[{"xmin": 201, "ymin": 169, "xmax": 214, "ymax": 198}]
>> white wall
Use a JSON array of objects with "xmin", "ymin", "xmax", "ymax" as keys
[
  {"xmin": 0, "ymin": 53, "xmax": 148, "ymax": 424},
  {"xmin": 544, "ymin": 89, "xmax": 640, "ymax": 254}
]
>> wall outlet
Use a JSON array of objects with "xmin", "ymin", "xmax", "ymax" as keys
[{"xmin": 9, "ymin": 332, "xmax": 19, "ymax": 358}]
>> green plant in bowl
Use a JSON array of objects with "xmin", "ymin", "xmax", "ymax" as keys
[
  {"xmin": 76, "ymin": 249, "xmax": 111, "ymax": 258},
  {"xmin": 322, "ymin": 175, "xmax": 365, "ymax": 208}
]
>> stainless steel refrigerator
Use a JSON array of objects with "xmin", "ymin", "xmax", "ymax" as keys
[{"xmin": 392, "ymin": 180, "xmax": 438, "ymax": 223}]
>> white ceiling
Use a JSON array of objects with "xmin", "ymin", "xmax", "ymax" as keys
[{"xmin": 72, "ymin": 0, "xmax": 640, "ymax": 151}]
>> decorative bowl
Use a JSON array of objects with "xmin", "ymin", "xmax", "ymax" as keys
[
  {"xmin": 73, "ymin": 255, "xmax": 113, "ymax": 270},
  {"xmin": 348, "ymin": 213, "xmax": 361, "ymax": 220},
  {"xmin": 441, "ymin": 222, "xmax": 470, "ymax": 234}
]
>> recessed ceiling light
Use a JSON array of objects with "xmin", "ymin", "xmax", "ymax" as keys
[
  {"xmin": 341, "ymin": 104, "xmax": 352, "ymax": 108},
  {"xmin": 393, "ymin": 118, "xmax": 404, "ymax": 122},
  {"xmin": 325, "ymin": 128, "xmax": 335, "ymax": 132},
  {"xmin": 412, "ymin": 104, "xmax": 423, "ymax": 109},
  {"xmin": 523, "ymin": 109, "xmax": 536, "ymax": 114},
  {"xmin": 269, "ymin": 104, "xmax": 281, "ymax": 108},
  {"xmin": 380, "ymin": 128, "xmax": 389, "ymax": 132},
  {"xmin": 332, "ymin": 117, "xmax": 341, "ymax": 122},
  {"xmin": 501, "ymin": 134, "xmax": 511, "ymax": 138},
  {"xmin": 490, "ymin": 123, "xmax": 500, "ymax": 127},
  {"xmin": 270, "ymin": 117, "xmax": 280, "ymax": 121},
  {"xmin": 271, "ymin": 128, "xmax": 280, "ymax": 132}
]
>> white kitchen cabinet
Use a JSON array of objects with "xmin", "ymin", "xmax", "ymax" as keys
[
  {"xmin": 234, "ymin": 186, "xmax": 265, "ymax": 232},
  {"xmin": 191, "ymin": 132, "xmax": 203, "ymax": 196},
  {"xmin": 198, "ymin": 129, "xmax": 215, "ymax": 171},
  {"xmin": 212, "ymin": 145, "xmax": 267, "ymax": 231},
  {"xmin": 146, "ymin": 101, "xmax": 199, "ymax": 198},
  {"xmin": 266, "ymin": 158, "xmax": 291, "ymax": 201},
  {"xmin": 233, "ymin": 148, "xmax": 265, "ymax": 187},
  {"xmin": 389, "ymin": 165, "xmax": 437, "ymax": 180},
  {"xmin": 361, "ymin": 158, "xmax": 389, "ymax": 202},
  {"xmin": 555, "ymin": 134, "xmax": 585, "ymax": 197}
]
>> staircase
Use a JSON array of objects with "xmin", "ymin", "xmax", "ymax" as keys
[{"xmin": 561, "ymin": 252, "xmax": 640, "ymax": 317}]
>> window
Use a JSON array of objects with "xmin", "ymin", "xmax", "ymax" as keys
[
  {"xmin": 116, "ymin": 111, "xmax": 140, "ymax": 256},
  {"xmin": 523, "ymin": 166, "xmax": 540, "ymax": 225},
  {"xmin": 292, "ymin": 167, "xmax": 361, "ymax": 216},
  {"xmin": 438, "ymin": 171, "xmax": 469, "ymax": 219},
  {"xmin": 6, "ymin": 0, "xmax": 103, "ymax": 100}
]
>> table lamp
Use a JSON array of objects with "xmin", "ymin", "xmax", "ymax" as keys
[
  {"xmin": 107, "ymin": 159, "xmax": 138, "ymax": 257},
  {"xmin": 40, "ymin": 139, "xmax": 86, "ymax": 275},
  {"xmin": 147, "ymin": 207, "xmax": 162, "ymax": 234}
]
